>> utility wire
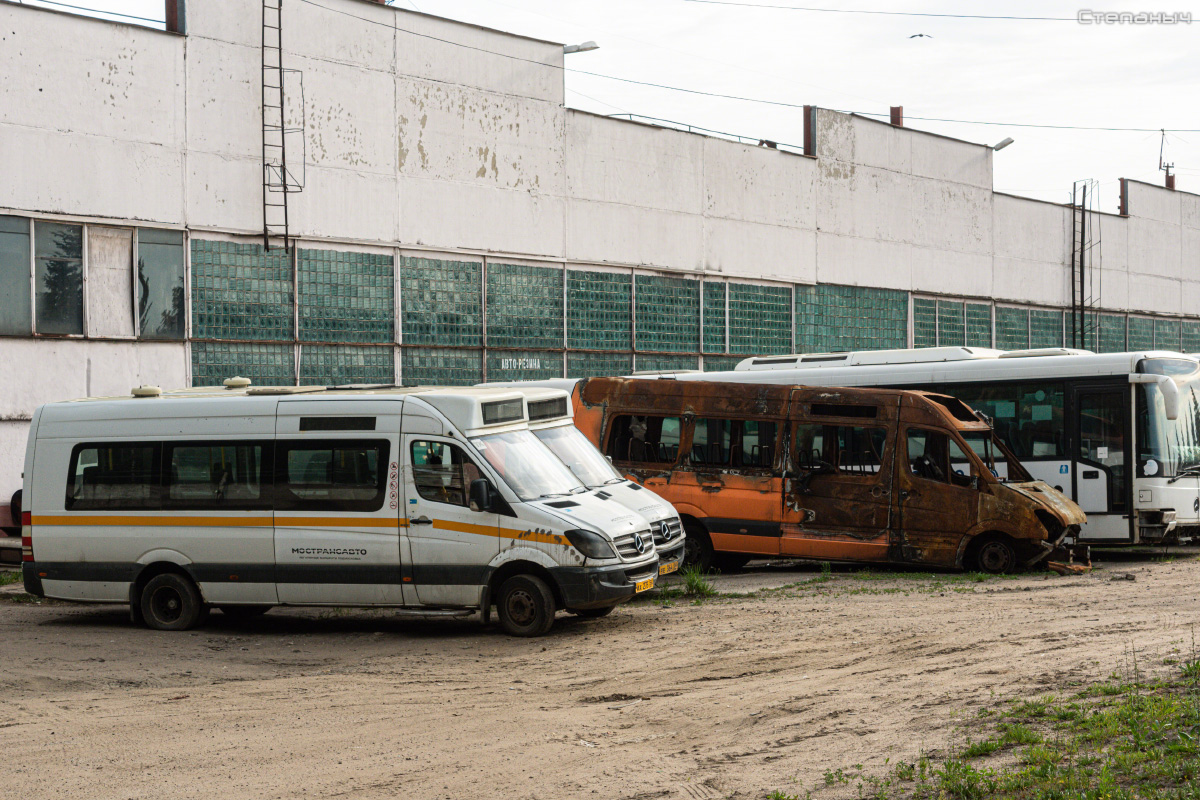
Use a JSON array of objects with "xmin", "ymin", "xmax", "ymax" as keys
[
  {"xmin": 292, "ymin": 0, "xmax": 1200, "ymax": 133},
  {"xmin": 680, "ymin": 0, "xmax": 1084, "ymax": 22},
  {"xmin": 19, "ymin": 0, "xmax": 165, "ymax": 24}
]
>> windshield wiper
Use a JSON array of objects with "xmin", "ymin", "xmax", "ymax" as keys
[
  {"xmin": 1168, "ymin": 464, "xmax": 1200, "ymax": 483},
  {"xmin": 603, "ymin": 477, "xmax": 625, "ymax": 485}
]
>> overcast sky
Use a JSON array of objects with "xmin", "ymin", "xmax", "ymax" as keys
[{"xmin": 24, "ymin": 0, "xmax": 1200, "ymax": 210}]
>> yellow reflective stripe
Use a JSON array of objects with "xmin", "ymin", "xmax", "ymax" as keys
[
  {"xmin": 33, "ymin": 515, "xmax": 273, "ymax": 527},
  {"xmin": 430, "ymin": 518, "xmax": 568, "ymax": 546},
  {"xmin": 276, "ymin": 517, "xmax": 405, "ymax": 529}
]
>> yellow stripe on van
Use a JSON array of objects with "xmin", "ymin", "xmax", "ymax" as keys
[
  {"xmin": 431, "ymin": 518, "xmax": 567, "ymax": 546},
  {"xmin": 275, "ymin": 517, "xmax": 407, "ymax": 529},
  {"xmin": 33, "ymin": 515, "xmax": 274, "ymax": 527}
]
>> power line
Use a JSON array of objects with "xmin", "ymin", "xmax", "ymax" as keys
[
  {"xmin": 679, "ymin": 1, "xmax": 1085, "ymax": 21},
  {"xmin": 292, "ymin": 0, "xmax": 1200, "ymax": 133},
  {"xmin": 19, "ymin": 0, "xmax": 165, "ymax": 24}
]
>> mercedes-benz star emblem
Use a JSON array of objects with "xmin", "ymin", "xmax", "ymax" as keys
[
  {"xmin": 633, "ymin": 532, "xmax": 646, "ymax": 554},
  {"xmin": 661, "ymin": 522, "xmax": 673, "ymax": 540}
]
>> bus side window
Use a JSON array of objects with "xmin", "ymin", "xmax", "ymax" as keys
[
  {"xmin": 411, "ymin": 440, "xmax": 482, "ymax": 507},
  {"xmin": 66, "ymin": 443, "xmax": 161, "ymax": 510},
  {"xmin": 277, "ymin": 440, "xmax": 389, "ymax": 512},
  {"xmin": 692, "ymin": 418, "xmax": 731, "ymax": 466},
  {"xmin": 734, "ymin": 420, "xmax": 778, "ymax": 469},
  {"xmin": 794, "ymin": 424, "xmax": 886, "ymax": 476},
  {"xmin": 165, "ymin": 443, "xmax": 267, "ymax": 508},
  {"xmin": 607, "ymin": 415, "xmax": 681, "ymax": 465}
]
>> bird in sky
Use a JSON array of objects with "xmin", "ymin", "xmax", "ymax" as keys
[{"xmin": 909, "ymin": 33, "xmax": 933, "ymax": 38}]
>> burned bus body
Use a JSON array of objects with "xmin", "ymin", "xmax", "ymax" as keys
[{"xmin": 570, "ymin": 378, "xmax": 1086, "ymax": 573}]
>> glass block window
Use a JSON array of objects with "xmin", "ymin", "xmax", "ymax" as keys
[
  {"xmin": 1098, "ymin": 313, "xmax": 1127, "ymax": 353},
  {"xmin": 487, "ymin": 263, "xmax": 563, "ymax": 349},
  {"xmin": 938, "ymin": 301, "xmax": 966, "ymax": 346},
  {"xmin": 191, "ymin": 240, "xmax": 293, "ymax": 341},
  {"xmin": 567, "ymin": 352, "xmax": 632, "ymax": 378},
  {"xmin": 1154, "ymin": 317, "xmax": 1181, "ymax": 351},
  {"xmin": 635, "ymin": 274, "xmax": 699, "ymax": 353},
  {"xmin": 636, "ymin": 354, "xmax": 699, "ymax": 372},
  {"xmin": 566, "ymin": 270, "xmax": 630, "ymax": 351},
  {"xmin": 995, "ymin": 307, "xmax": 1029, "ymax": 350},
  {"xmin": 299, "ymin": 345, "xmax": 394, "ymax": 386},
  {"xmin": 1029, "ymin": 309, "xmax": 1064, "ymax": 348},
  {"xmin": 0, "ymin": 215, "xmax": 31, "ymax": 336},
  {"xmin": 702, "ymin": 355, "xmax": 744, "ymax": 372},
  {"xmin": 35, "ymin": 221, "xmax": 84, "ymax": 336},
  {"xmin": 486, "ymin": 350, "xmax": 563, "ymax": 382},
  {"xmin": 1128, "ymin": 317, "xmax": 1154, "ymax": 351},
  {"xmin": 138, "ymin": 229, "xmax": 186, "ymax": 340},
  {"xmin": 912, "ymin": 297, "xmax": 937, "ymax": 348},
  {"xmin": 1182, "ymin": 320, "xmax": 1200, "ymax": 353},
  {"xmin": 702, "ymin": 282, "xmax": 727, "ymax": 353},
  {"xmin": 298, "ymin": 249, "xmax": 393, "ymax": 344},
  {"xmin": 191, "ymin": 342, "xmax": 294, "ymax": 387},
  {"xmin": 400, "ymin": 256, "xmax": 482, "ymax": 347},
  {"xmin": 797, "ymin": 284, "xmax": 907, "ymax": 353},
  {"xmin": 401, "ymin": 347, "xmax": 482, "ymax": 386},
  {"xmin": 729, "ymin": 283, "xmax": 791, "ymax": 356},
  {"xmin": 965, "ymin": 303, "xmax": 992, "ymax": 348}
]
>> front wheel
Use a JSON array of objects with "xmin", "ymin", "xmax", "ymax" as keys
[
  {"xmin": 140, "ymin": 573, "xmax": 205, "ymax": 631},
  {"xmin": 569, "ymin": 605, "xmax": 616, "ymax": 619},
  {"xmin": 496, "ymin": 575, "xmax": 557, "ymax": 637},
  {"xmin": 974, "ymin": 537, "xmax": 1018, "ymax": 575},
  {"xmin": 682, "ymin": 522, "xmax": 714, "ymax": 572}
]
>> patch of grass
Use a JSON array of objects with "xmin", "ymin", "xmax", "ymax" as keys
[
  {"xmin": 0, "ymin": 570, "xmax": 22, "ymax": 587},
  {"xmin": 680, "ymin": 565, "xmax": 715, "ymax": 599}
]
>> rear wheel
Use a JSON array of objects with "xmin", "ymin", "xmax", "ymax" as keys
[
  {"xmin": 496, "ymin": 575, "xmax": 556, "ymax": 637},
  {"xmin": 569, "ymin": 604, "xmax": 616, "ymax": 619},
  {"xmin": 974, "ymin": 537, "xmax": 1018, "ymax": 575},
  {"xmin": 682, "ymin": 521, "xmax": 714, "ymax": 572},
  {"xmin": 140, "ymin": 573, "xmax": 205, "ymax": 631},
  {"xmin": 218, "ymin": 605, "xmax": 271, "ymax": 619}
]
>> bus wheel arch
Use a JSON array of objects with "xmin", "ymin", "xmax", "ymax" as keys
[
  {"xmin": 487, "ymin": 560, "xmax": 563, "ymax": 637},
  {"xmin": 964, "ymin": 532, "xmax": 1020, "ymax": 575}
]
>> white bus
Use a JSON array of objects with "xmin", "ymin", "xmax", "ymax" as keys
[
  {"xmin": 20, "ymin": 383, "xmax": 663, "ymax": 636},
  {"xmin": 673, "ymin": 347, "xmax": 1200, "ymax": 546}
]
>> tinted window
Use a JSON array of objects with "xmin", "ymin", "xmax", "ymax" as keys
[
  {"xmin": 794, "ymin": 424, "xmax": 887, "ymax": 476},
  {"xmin": 66, "ymin": 443, "xmax": 161, "ymax": 509},
  {"xmin": 692, "ymin": 419, "xmax": 778, "ymax": 469},
  {"xmin": 165, "ymin": 443, "xmax": 268, "ymax": 509},
  {"xmin": 34, "ymin": 221, "xmax": 83, "ymax": 335},
  {"xmin": 0, "ymin": 215, "xmax": 31, "ymax": 336},
  {"xmin": 411, "ymin": 440, "xmax": 484, "ymax": 507},
  {"xmin": 691, "ymin": 418, "xmax": 731, "ymax": 466},
  {"xmin": 277, "ymin": 440, "xmax": 388, "ymax": 511},
  {"xmin": 137, "ymin": 228, "xmax": 185, "ymax": 340},
  {"xmin": 607, "ymin": 415, "xmax": 681, "ymax": 465},
  {"xmin": 938, "ymin": 382, "xmax": 1065, "ymax": 459}
]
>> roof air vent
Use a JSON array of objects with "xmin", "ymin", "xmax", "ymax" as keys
[
  {"xmin": 131, "ymin": 386, "xmax": 162, "ymax": 398},
  {"xmin": 223, "ymin": 376, "xmax": 252, "ymax": 389}
]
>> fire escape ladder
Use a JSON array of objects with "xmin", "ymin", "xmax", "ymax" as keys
[
  {"xmin": 1070, "ymin": 179, "xmax": 1102, "ymax": 350},
  {"xmin": 262, "ymin": 0, "xmax": 294, "ymax": 251}
]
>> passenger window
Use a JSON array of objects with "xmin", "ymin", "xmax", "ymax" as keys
[
  {"xmin": 410, "ymin": 441, "xmax": 483, "ymax": 507},
  {"xmin": 165, "ymin": 443, "xmax": 267, "ymax": 508},
  {"xmin": 794, "ymin": 424, "xmax": 887, "ymax": 476},
  {"xmin": 691, "ymin": 418, "xmax": 732, "ymax": 466},
  {"xmin": 277, "ymin": 440, "xmax": 388, "ymax": 512},
  {"xmin": 906, "ymin": 429, "xmax": 973, "ymax": 487},
  {"xmin": 607, "ymin": 415, "xmax": 681, "ymax": 465},
  {"xmin": 66, "ymin": 443, "xmax": 160, "ymax": 509},
  {"xmin": 735, "ymin": 420, "xmax": 778, "ymax": 469},
  {"xmin": 692, "ymin": 419, "xmax": 778, "ymax": 468}
]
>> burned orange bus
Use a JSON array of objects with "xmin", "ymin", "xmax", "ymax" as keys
[{"xmin": 568, "ymin": 377, "xmax": 1085, "ymax": 574}]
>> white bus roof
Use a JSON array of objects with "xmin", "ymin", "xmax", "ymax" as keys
[{"xmin": 512, "ymin": 387, "xmax": 573, "ymax": 430}]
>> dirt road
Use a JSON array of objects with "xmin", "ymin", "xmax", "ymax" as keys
[{"xmin": 3, "ymin": 552, "xmax": 1198, "ymax": 800}]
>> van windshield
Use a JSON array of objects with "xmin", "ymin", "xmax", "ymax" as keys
[
  {"xmin": 533, "ymin": 425, "xmax": 625, "ymax": 487},
  {"xmin": 470, "ymin": 430, "xmax": 587, "ymax": 501}
]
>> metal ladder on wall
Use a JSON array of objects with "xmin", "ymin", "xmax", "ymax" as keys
[
  {"xmin": 1069, "ymin": 179, "xmax": 1102, "ymax": 349},
  {"xmin": 262, "ymin": 0, "xmax": 304, "ymax": 251}
]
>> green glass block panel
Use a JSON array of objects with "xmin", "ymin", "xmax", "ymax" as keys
[
  {"xmin": 797, "ymin": 284, "xmax": 907, "ymax": 353},
  {"xmin": 567, "ymin": 352, "xmax": 632, "ymax": 378},
  {"xmin": 636, "ymin": 354, "xmax": 699, "ymax": 373},
  {"xmin": 487, "ymin": 263, "xmax": 563, "ymax": 349},
  {"xmin": 298, "ymin": 249, "xmax": 394, "ymax": 344},
  {"xmin": 191, "ymin": 342, "xmax": 294, "ymax": 387},
  {"xmin": 1154, "ymin": 318, "xmax": 1182, "ymax": 351},
  {"xmin": 702, "ymin": 355, "xmax": 744, "ymax": 372},
  {"xmin": 702, "ymin": 282, "xmax": 727, "ymax": 353},
  {"xmin": 1098, "ymin": 313, "xmax": 1127, "ymax": 353},
  {"xmin": 566, "ymin": 270, "xmax": 630, "ymax": 351},
  {"xmin": 937, "ymin": 301, "xmax": 966, "ymax": 347},
  {"xmin": 995, "ymin": 307, "xmax": 1029, "ymax": 351},
  {"xmin": 190, "ymin": 240, "xmax": 293, "ymax": 341},
  {"xmin": 912, "ymin": 298, "xmax": 937, "ymax": 348},
  {"xmin": 401, "ymin": 347, "xmax": 482, "ymax": 386},
  {"xmin": 1029, "ymin": 309, "xmax": 1064, "ymax": 348},
  {"xmin": 400, "ymin": 257, "xmax": 482, "ymax": 347},
  {"xmin": 634, "ymin": 274, "xmax": 699, "ymax": 353},
  {"xmin": 299, "ymin": 345, "xmax": 394, "ymax": 386},
  {"xmin": 965, "ymin": 303, "xmax": 992, "ymax": 348},
  {"xmin": 1128, "ymin": 317, "xmax": 1154, "ymax": 351},
  {"xmin": 729, "ymin": 283, "xmax": 791, "ymax": 356},
  {"xmin": 1182, "ymin": 320, "xmax": 1200, "ymax": 353},
  {"xmin": 486, "ymin": 350, "xmax": 563, "ymax": 382}
]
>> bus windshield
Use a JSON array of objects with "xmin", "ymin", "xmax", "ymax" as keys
[
  {"xmin": 1138, "ymin": 358, "xmax": 1200, "ymax": 478},
  {"xmin": 470, "ymin": 430, "xmax": 587, "ymax": 501},
  {"xmin": 533, "ymin": 425, "xmax": 625, "ymax": 488}
]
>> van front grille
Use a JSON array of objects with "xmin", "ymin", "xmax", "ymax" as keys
[
  {"xmin": 653, "ymin": 517, "xmax": 683, "ymax": 546},
  {"xmin": 613, "ymin": 529, "xmax": 655, "ymax": 560}
]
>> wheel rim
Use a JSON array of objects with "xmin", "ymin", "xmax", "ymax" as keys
[
  {"xmin": 979, "ymin": 542, "xmax": 1014, "ymax": 573},
  {"xmin": 150, "ymin": 586, "xmax": 184, "ymax": 624},
  {"xmin": 683, "ymin": 536, "xmax": 702, "ymax": 566},
  {"xmin": 505, "ymin": 588, "xmax": 537, "ymax": 627}
]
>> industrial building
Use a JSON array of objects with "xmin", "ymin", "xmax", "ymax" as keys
[{"xmin": 1, "ymin": 0, "xmax": 1199, "ymax": 514}]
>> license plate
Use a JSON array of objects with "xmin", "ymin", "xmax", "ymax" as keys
[
  {"xmin": 635, "ymin": 577, "xmax": 655, "ymax": 593},
  {"xmin": 658, "ymin": 561, "xmax": 680, "ymax": 576}
]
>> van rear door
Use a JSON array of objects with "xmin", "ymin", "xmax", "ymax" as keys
[{"xmin": 273, "ymin": 399, "xmax": 403, "ymax": 604}]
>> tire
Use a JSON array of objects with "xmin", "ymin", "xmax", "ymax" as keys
[
  {"xmin": 218, "ymin": 605, "xmax": 271, "ymax": 619},
  {"xmin": 496, "ymin": 574, "xmax": 556, "ymax": 637},
  {"xmin": 139, "ymin": 573, "xmax": 205, "ymax": 631},
  {"xmin": 5, "ymin": 490, "xmax": 21, "ymax": 537},
  {"xmin": 974, "ymin": 537, "xmax": 1018, "ymax": 575},
  {"xmin": 682, "ymin": 521, "xmax": 714, "ymax": 572},
  {"xmin": 569, "ymin": 604, "xmax": 616, "ymax": 619},
  {"xmin": 713, "ymin": 554, "xmax": 751, "ymax": 573}
]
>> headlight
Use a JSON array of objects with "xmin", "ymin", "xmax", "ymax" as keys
[{"xmin": 564, "ymin": 528, "xmax": 616, "ymax": 559}]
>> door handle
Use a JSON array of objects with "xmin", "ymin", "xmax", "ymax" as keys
[{"xmin": 409, "ymin": 515, "xmax": 432, "ymax": 525}]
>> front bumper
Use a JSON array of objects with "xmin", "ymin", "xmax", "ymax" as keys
[
  {"xmin": 656, "ymin": 539, "xmax": 685, "ymax": 576},
  {"xmin": 550, "ymin": 557, "xmax": 659, "ymax": 610}
]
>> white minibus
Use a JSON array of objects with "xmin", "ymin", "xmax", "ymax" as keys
[
  {"xmin": 20, "ymin": 383, "xmax": 662, "ymax": 636},
  {"xmin": 518, "ymin": 388, "xmax": 686, "ymax": 578},
  {"xmin": 679, "ymin": 347, "xmax": 1200, "ymax": 546}
]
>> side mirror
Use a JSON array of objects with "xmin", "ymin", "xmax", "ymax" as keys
[{"xmin": 469, "ymin": 478, "xmax": 493, "ymax": 513}]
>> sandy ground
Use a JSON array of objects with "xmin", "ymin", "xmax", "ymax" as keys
[{"xmin": 2, "ymin": 550, "xmax": 1199, "ymax": 800}]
